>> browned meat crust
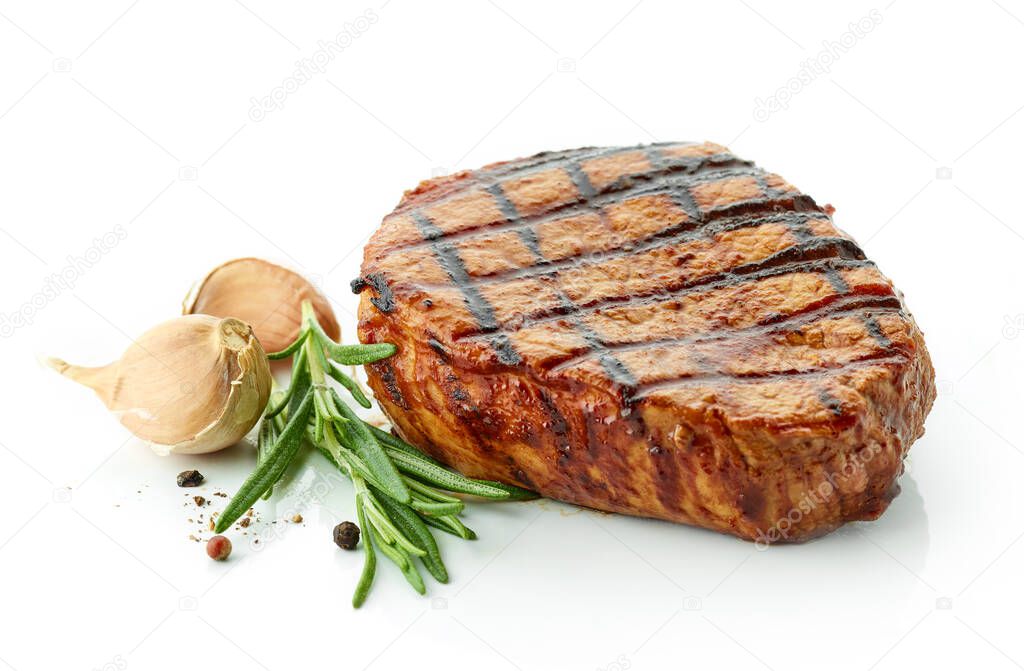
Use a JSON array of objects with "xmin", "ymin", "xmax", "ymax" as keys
[{"xmin": 355, "ymin": 142, "xmax": 935, "ymax": 543}]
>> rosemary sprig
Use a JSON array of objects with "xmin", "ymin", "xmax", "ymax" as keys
[{"xmin": 215, "ymin": 300, "xmax": 535, "ymax": 606}]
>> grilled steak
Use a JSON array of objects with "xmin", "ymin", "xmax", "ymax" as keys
[{"xmin": 354, "ymin": 141, "xmax": 935, "ymax": 543}]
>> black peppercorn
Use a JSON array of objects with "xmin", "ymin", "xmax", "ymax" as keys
[
  {"xmin": 176, "ymin": 470, "xmax": 204, "ymax": 487},
  {"xmin": 333, "ymin": 521, "xmax": 360, "ymax": 550}
]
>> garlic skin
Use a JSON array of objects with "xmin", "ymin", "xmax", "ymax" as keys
[
  {"xmin": 183, "ymin": 258, "xmax": 339, "ymax": 353},
  {"xmin": 48, "ymin": 315, "xmax": 272, "ymax": 454}
]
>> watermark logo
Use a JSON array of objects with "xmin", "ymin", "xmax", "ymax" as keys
[
  {"xmin": 556, "ymin": 57, "xmax": 576, "ymax": 73},
  {"xmin": 753, "ymin": 9, "xmax": 883, "ymax": 122},
  {"xmin": 248, "ymin": 9, "xmax": 379, "ymax": 122},
  {"xmin": 754, "ymin": 442, "xmax": 883, "ymax": 549},
  {"xmin": 1002, "ymin": 314, "xmax": 1024, "ymax": 340},
  {"xmin": 0, "ymin": 224, "xmax": 127, "ymax": 338},
  {"xmin": 91, "ymin": 654, "xmax": 127, "ymax": 671},
  {"xmin": 597, "ymin": 654, "xmax": 631, "ymax": 671}
]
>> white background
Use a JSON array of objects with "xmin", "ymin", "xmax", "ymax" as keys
[{"xmin": 1, "ymin": 1, "xmax": 1022, "ymax": 669}]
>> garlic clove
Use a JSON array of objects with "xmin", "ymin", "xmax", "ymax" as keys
[
  {"xmin": 48, "ymin": 315, "xmax": 272, "ymax": 454},
  {"xmin": 183, "ymin": 257, "xmax": 339, "ymax": 353}
]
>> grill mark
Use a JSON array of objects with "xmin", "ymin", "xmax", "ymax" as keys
[
  {"xmin": 538, "ymin": 389, "xmax": 571, "ymax": 463},
  {"xmin": 427, "ymin": 337, "xmax": 449, "ymax": 362},
  {"xmin": 645, "ymin": 146, "xmax": 666, "ymax": 170},
  {"xmin": 516, "ymin": 224, "xmax": 545, "ymax": 260},
  {"xmin": 370, "ymin": 361, "xmax": 407, "ymax": 409},
  {"xmin": 487, "ymin": 182, "xmax": 547, "ymax": 260},
  {"xmin": 819, "ymin": 390, "xmax": 845, "ymax": 417},
  {"xmin": 864, "ymin": 316, "xmax": 893, "ymax": 348},
  {"xmin": 788, "ymin": 211, "xmax": 816, "ymax": 242},
  {"xmin": 754, "ymin": 172, "xmax": 774, "ymax": 197},
  {"xmin": 647, "ymin": 145, "xmax": 705, "ymax": 221},
  {"xmin": 566, "ymin": 162, "xmax": 597, "ymax": 199},
  {"xmin": 560, "ymin": 294, "xmax": 639, "ymax": 398},
  {"xmin": 412, "ymin": 211, "xmax": 522, "ymax": 365},
  {"xmin": 457, "ymin": 249, "xmax": 876, "ymax": 340},
  {"xmin": 548, "ymin": 295, "xmax": 905, "ymax": 373},
  {"xmin": 486, "ymin": 182, "xmax": 519, "ymax": 222},
  {"xmin": 824, "ymin": 266, "xmax": 850, "ymax": 294},
  {"xmin": 387, "ymin": 155, "xmax": 771, "ymax": 253},
  {"xmin": 756, "ymin": 172, "xmax": 820, "ymax": 247},
  {"xmin": 648, "ymin": 432, "xmax": 685, "ymax": 515},
  {"xmin": 364, "ymin": 273, "xmax": 394, "ymax": 313},
  {"xmin": 634, "ymin": 353, "xmax": 908, "ymax": 399}
]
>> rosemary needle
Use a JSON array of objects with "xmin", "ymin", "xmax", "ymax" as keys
[{"xmin": 215, "ymin": 390, "xmax": 314, "ymax": 533}]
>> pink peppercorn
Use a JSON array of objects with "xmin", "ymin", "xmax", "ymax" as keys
[{"xmin": 206, "ymin": 535, "xmax": 232, "ymax": 560}]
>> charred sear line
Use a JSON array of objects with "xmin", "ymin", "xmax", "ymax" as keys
[
  {"xmin": 824, "ymin": 267, "xmax": 850, "ymax": 294},
  {"xmin": 754, "ymin": 172, "xmax": 775, "ymax": 197},
  {"xmin": 516, "ymin": 227, "xmax": 545, "ymax": 261},
  {"xmin": 491, "ymin": 335, "xmax": 521, "ymax": 366},
  {"xmin": 427, "ymin": 337, "xmax": 449, "ymax": 362},
  {"xmin": 412, "ymin": 211, "xmax": 522, "ymax": 366},
  {"xmin": 488, "ymin": 181, "xmax": 549, "ymax": 263},
  {"xmin": 350, "ymin": 276, "xmax": 367, "ymax": 293},
  {"xmin": 863, "ymin": 316, "xmax": 893, "ymax": 348},
  {"xmin": 486, "ymin": 183, "xmax": 520, "ymax": 222},
  {"xmin": 370, "ymin": 361, "xmax": 407, "ymax": 409},
  {"xmin": 647, "ymin": 432, "xmax": 684, "ymax": 514},
  {"xmin": 741, "ymin": 236, "xmax": 864, "ymax": 268},
  {"xmin": 566, "ymin": 162, "xmax": 597, "ymax": 199},
  {"xmin": 413, "ymin": 213, "xmax": 498, "ymax": 330},
  {"xmin": 364, "ymin": 273, "xmax": 395, "ymax": 313},
  {"xmin": 645, "ymin": 146, "xmax": 667, "ymax": 170},
  {"xmin": 819, "ymin": 390, "xmax": 845, "ymax": 417},
  {"xmin": 756, "ymin": 294, "xmax": 903, "ymax": 326},
  {"xmin": 645, "ymin": 146, "xmax": 701, "ymax": 219},
  {"xmin": 555, "ymin": 291, "xmax": 638, "ymax": 402},
  {"xmin": 538, "ymin": 389, "xmax": 572, "ymax": 463}
]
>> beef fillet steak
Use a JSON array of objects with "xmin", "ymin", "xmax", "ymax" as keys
[{"xmin": 354, "ymin": 142, "xmax": 935, "ymax": 543}]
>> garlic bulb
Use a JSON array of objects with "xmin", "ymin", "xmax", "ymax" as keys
[
  {"xmin": 48, "ymin": 315, "xmax": 272, "ymax": 454},
  {"xmin": 183, "ymin": 258, "xmax": 339, "ymax": 353}
]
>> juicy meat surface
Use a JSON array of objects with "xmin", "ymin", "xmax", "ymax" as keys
[{"xmin": 355, "ymin": 142, "xmax": 935, "ymax": 543}]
